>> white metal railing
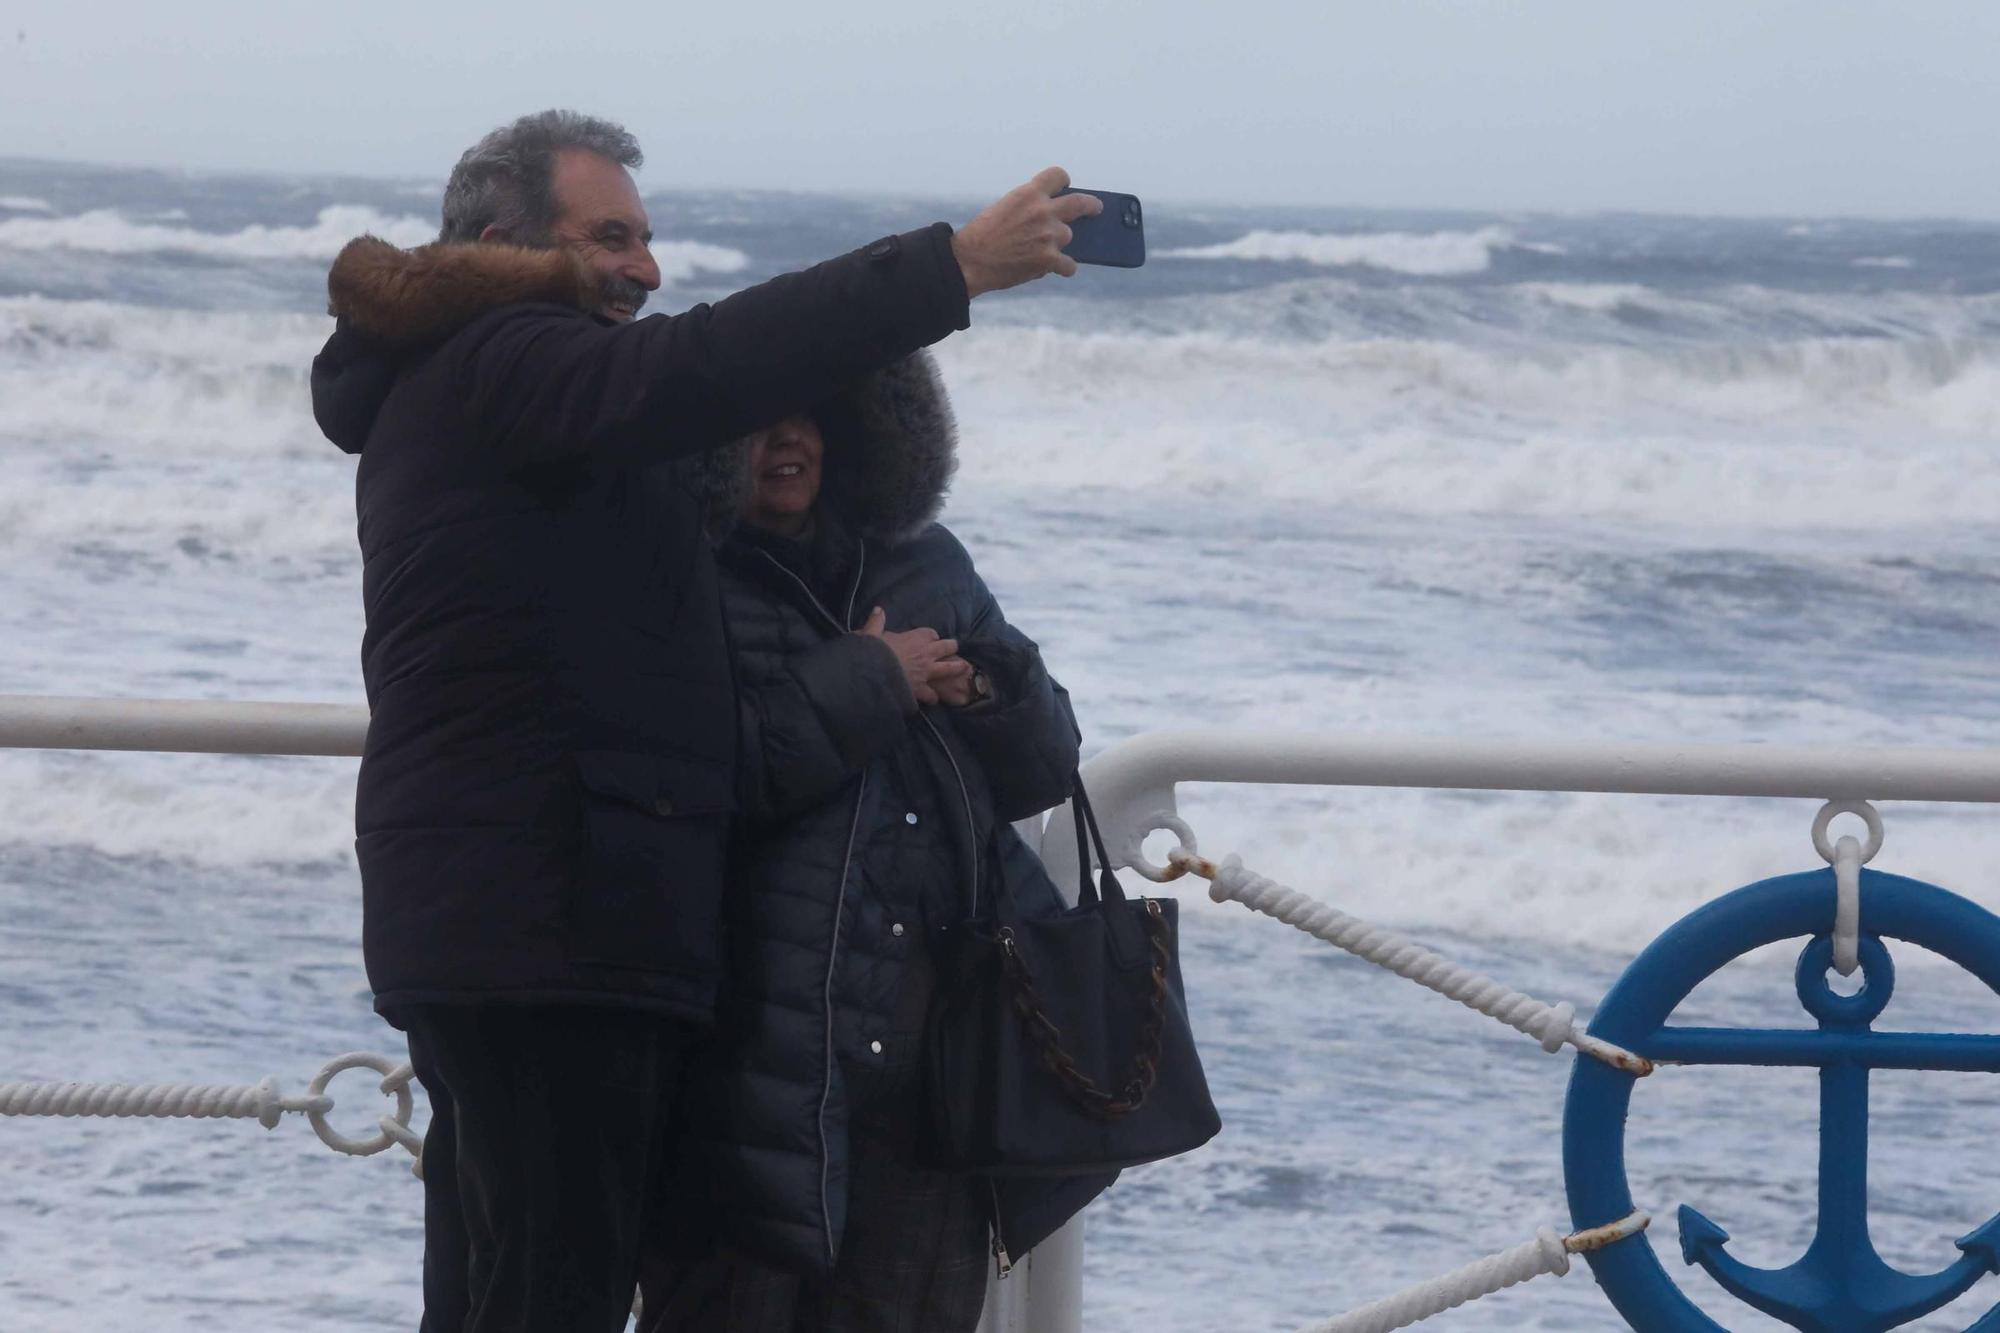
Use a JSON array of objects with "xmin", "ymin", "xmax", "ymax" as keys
[
  {"xmin": 0, "ymin": 694, "xmax": 367, "ymax": 755},
  {"xmin": 6, "ymin": 693, "xmax": 2000, "ymax": 1332},
  {"xmin": 1046, "ymin": 729, "xmax": 2000, "ymax": 892},
  {"xmin": 1042, "ymin": 729, "xmax": 2000, "ymax": 1332}
]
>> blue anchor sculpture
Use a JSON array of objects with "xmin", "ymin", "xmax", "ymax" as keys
[{"xmin": 1563, "ymin": 866, "xmax": 2000, "ymax": 1331}]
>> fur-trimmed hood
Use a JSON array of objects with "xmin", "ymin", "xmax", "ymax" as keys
[
  {"xmin": 679, "ymin": 351, "xmax": 956, "ymax": 547},
  {"xmin": 313, "ymin": 235, "xmax": 602, "ymax": 455},
  {"xmin": 325, "ymin": 234, "xmax": 599, "ymax": 347},
  {"xmin": 314, "ymin": 236, "xmax": 957, "ymax": 541}
]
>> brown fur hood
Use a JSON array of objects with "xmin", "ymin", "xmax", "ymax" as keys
[
  {"xmin": 325, "ymin": 234, "xmax": 600, "ymax": 347},
  {"xmin": 319, "ymin": 234, "xmax": 957, "ymax": 541}
]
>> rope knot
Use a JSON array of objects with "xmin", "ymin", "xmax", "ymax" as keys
[{"xmin": 1535, "ymin": 1001, "xmax": 1578, "ymax": 1055}]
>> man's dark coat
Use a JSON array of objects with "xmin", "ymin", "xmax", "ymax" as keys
[{"xmin": 308, "ymin": 226, "xmax": 969, "ymax": 1024}]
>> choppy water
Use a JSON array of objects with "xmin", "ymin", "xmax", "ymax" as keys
[{"xmin": 1, "ymin": 157, "xmax": 1997, "ymax": 1330}]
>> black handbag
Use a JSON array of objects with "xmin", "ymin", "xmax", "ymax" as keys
[{"xmin": 925, "ymin": 777, "xmax": 1221, "ymax": 1175}]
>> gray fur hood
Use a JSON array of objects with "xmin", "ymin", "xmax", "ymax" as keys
[{"xmin": 682, "ymin": 349, "xmax": 957, "ymax": 547}]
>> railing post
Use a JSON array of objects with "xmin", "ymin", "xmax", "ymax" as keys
[
  {"xmin": 972, "ymin": 817, "xmax": 1090, "ymax": 1333},
  {"xmin": 1016, "ymin": 1215, "xmax": 1086, "ymax": 1333}
]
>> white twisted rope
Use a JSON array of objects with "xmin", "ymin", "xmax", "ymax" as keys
[
  {"xmin": 1300, "ymin": 1213, "xmax": 1649, "ymax": 1333},
  {"xmin": 1181, "ymin": 851, "xmax": 1653, "ymax": 1075},
  {"xmin": 1302, "ymin": 1229, "xmax": 1568, "ymax": 1333},
  {"xmin": 0, "ymin": 1053, "xmax": 423, "ymax": 1174},
  {"xmin": 0, "ymin": 1077, "xmax": 325, "ymax": 1129}
]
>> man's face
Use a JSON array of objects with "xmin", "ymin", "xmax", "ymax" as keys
[
  {"xmin": 547, "ymin": 147, "xmax": 660, "ymax": 321},
  {"xmin": 743, "ymin": 415, "xmax": 826, "ymax": 532}
]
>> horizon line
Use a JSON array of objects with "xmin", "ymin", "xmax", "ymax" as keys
[{"xmin": 6, "ymin": 153, "xmax": 2000, "ymax": 231}]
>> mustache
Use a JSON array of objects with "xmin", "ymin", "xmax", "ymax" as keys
[{"xmin": 595, "ymin": 274, "xmax": 650, "ymax": 313}]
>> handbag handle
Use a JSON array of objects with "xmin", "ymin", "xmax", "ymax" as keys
[
  {"xmin": 989, "ymin": 772, "xmax": 1169, "ymax": 1121},
  {"xmin": 998, "ymin": 898, "xmax": 1172, "ymax": 1121},
  {"xmin": 1069, "ymin": 776, "xmax": 1127, "ymax": 908}
]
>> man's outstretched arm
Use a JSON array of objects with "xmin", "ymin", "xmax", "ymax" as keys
[{"xmin": 460, "ymin": 168, "xmax": 1102, "ymax": 465}]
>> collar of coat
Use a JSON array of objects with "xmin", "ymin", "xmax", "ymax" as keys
[
  {"xmin": 323, "ymin": 233, "xmax": 957, "ymax": 544},
  {"xmin": 325, "ymin": 234, "xmax": 599, "ymax": 348}
]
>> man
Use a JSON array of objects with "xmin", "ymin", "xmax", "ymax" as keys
[{"xmin": 308, "ymin": 108, "xmax": 1100, "ymax": 1332}]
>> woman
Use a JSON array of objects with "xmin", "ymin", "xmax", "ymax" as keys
[{"xmin": 647, "ymin": 352, "xmax": 1106, "ymax": 1331}]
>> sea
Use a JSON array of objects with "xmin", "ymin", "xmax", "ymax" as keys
[{"xmin": 1, "ymin": 157, "xmax": 1998, "ymax": 1331}]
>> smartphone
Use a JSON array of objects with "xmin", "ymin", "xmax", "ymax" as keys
[{"xmin": 1058, "ymin": 189, "xmax": 1146, "ymax": 268}]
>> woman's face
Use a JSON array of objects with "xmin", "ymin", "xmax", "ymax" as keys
[{"xmin": 742, "ymin": 413, "xmax": 825, "ymax": 534}]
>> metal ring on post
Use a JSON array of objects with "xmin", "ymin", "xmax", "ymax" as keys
[
  {"xmin": 1813, "ymin": 800, "xmax": 1882, "ymax": 978},
  {"xmin": 1831, "ymin": 836, "xmax": 1864, "ymax": 977},
  {"xmin": 1127, "ymin": 813, "xmax": 1199, "ymax": 883},
  {"xmin": 305, "ymin": 1053, "xmax": 416, "ymax": 1158},
  {"xmin": 1812, "ymin": 799, "xmax": 1883, "ymax": 864}
]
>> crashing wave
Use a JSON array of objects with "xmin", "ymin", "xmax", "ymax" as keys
[
  {"xmin": 0, "ymin": 206, "xmax": 751, "ymax": 282},
  {"xmin": 1160, "ymin": 227, "xmax": 1520, "ymax": 276}
]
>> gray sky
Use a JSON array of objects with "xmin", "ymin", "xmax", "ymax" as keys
[{"xmin": 5, "ymin": 0, "xmax": 1999, "ymax": 218}]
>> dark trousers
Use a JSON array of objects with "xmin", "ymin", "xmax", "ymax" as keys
[{"xmin": 402, "ymin": 1004, "xmax": 692, "ymax": 1333}]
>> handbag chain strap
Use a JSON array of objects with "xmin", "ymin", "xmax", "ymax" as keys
[{"xmin": 997, "ymin": 899, "xmax": 1172, "ymax": 1121}]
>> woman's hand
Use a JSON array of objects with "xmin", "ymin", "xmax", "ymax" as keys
[
  {"xmin": 931, "ymin": 660, "xmax": 990, "ymax": 709},
  {"xmin": 857, "ymin": 607, "xmax": 971, "ymax": 706}
]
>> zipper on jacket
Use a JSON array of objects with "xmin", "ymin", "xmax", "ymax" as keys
[
  {"xmin": 815, "ymin": 769, "xmax": 868, "ymax": 1265},
  {"xmin": 754, "ymin": 541, "xmax": 873, "ymax": 1266},
  {"xmin": 988, "ymin": 1178, "xmax": 1014, "ymax": 1279},
  {"xmin": 919, "ymin": 713, "xmax": 982, "ymax": 921},
  {"xmin": 755, "ymin": 551, "xmax": 851, "ymax": 637},
  {"xmin": 756, "ymin": 540, "xmax": 981, "ymax": 920},
  {"xmin": 842, "ymin": 538, "xmax": 865, "ymax": 631}
]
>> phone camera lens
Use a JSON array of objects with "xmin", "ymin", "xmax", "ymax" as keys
[{"xmin": 1123, "ymin": 204, "xmax": 1141, "ymax": 228}]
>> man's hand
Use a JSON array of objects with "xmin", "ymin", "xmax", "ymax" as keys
[
  {"xmin": 858, "ymin": 607, "xmax": 972, "ymax": 706},
  {"xmin": 952, "ymin": 168, "xmax": 1105, "ymax": 298}
]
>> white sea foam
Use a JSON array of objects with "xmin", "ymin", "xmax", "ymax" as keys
[
  {"xmin": 1511, "ymin": 281, "xmax": 1661, "ymax": 312},
  {"xmin": 0, "ymin": 195, "xmax": 54, "ymax": 213},
  {"xmin": 653, "ymin": 239, "xmax": 751, "ymax": 282},
  {"xmin": 936, "ymin": 325, "xmax": 2000, "ymax": 525},
  {"xmin": 0, "ymin": 206, "xmax": 750, "ymax": 280},
  {"xmin": 1160, "ymin": 226, "xmax": 1518, "ymax": 276},
  {"xmin": 7, "ymin": 296, "xmax": 2000, "ymax": 540},
  {"xmin": 0, "ymin": 205, "xmax": 438, "ymax": 259},
  {"xmin": 1855, "ymin": 255, "xmax": 1915, "ymax": 269},
  {"xmin": 0, "ymin": 297, "xmax": 334, "ymax": 462}
]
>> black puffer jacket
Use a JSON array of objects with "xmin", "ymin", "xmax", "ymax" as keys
[
  {"xmin": 679, "ymin": 355, "xmax": 1105, "ymax": 1274},
  {"xmin": 307, "ymin": 227, "xmax": 970, "ymax": 1024}
]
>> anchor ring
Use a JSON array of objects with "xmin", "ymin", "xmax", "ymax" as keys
[
  {"xmin": 1563, "ymin": 867, "xmax": 2000, "ymax": 1331},
  {"xmin": 1127, "ymin": 812, "xmax": 1198, "ymax": 883},
  {"xmin": 1812, "ymin": 799, "xmax": 1883, "ymax": 865},
  {"xmin": 306, "ymin": 1052, "xmax": 416, "ymax": 1158}
]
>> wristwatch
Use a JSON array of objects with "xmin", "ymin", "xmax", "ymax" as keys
[{"xmin": 969, "ymin": 669, "xmax": 993, "ymax": 705}]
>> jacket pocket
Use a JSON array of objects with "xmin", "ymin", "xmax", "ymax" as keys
[
  {"xmin": 357, "ymin": 824, "xmax": 573, "ymax": 1000},
  {"xmin": 569, "ymin": 749, "xmax": 735, "ymax": 981},
  {"xmin": 574, "ymin": 748, "xmax": 736, "ymax": 819}
]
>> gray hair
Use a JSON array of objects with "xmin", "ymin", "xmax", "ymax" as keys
[{"xmin": 439, "ymin": 109, "xmax": 643, "ymax": 245}]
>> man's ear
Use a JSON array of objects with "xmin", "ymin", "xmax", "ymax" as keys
[{"xmin": 478, "ymin": 223, "xmax": 511, "ymax": 245}]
